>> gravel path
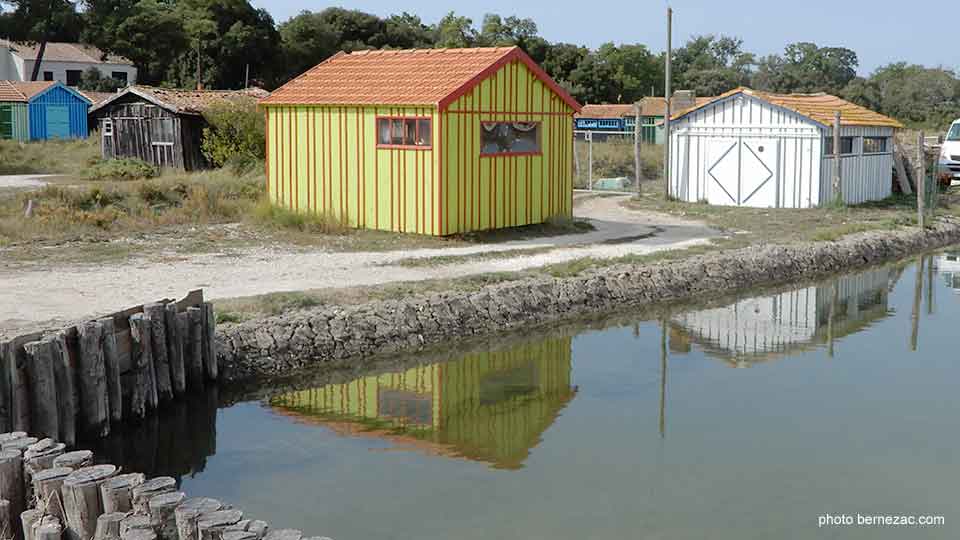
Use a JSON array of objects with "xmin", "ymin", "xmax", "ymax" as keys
[{"xmin": 0, "ymin": 193, "xmax": 718, "ymax": 334}]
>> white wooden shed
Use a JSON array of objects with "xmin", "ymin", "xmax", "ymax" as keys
[{"xmin": 667, "ymin": 87, "xmax": 903, "ymax": 208}]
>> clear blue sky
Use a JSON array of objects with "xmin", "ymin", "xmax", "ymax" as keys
[{"xmin": 251, "ymin": 0, "xmax": 956, "ymax": 75}]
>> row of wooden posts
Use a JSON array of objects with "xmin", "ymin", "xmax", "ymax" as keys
[
  {"xmin": 0, "ymin": 291, "xmax": 218, "ymax": 445},
  {"xmin": 0, "ymin": 432, "xmax": 322, "ymax": 540}
]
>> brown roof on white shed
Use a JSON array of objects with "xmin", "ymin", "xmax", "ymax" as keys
[{"xmin": 2, "ymin": 40, "xmax": 132, "ymax": 65}]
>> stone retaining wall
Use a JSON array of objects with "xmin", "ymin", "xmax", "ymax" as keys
[{"xmin": 216, "ymin": 218, "xmax": 960, "ymax": 382}]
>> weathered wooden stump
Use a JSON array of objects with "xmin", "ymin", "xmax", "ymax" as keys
[
  {"xmin": 97, "ymin": 318, "xmax": 123, "ymax": 425},
  {"xmin": 174, "ymin": 498, "xmax": 222, "ymax": 540},
  {"xmin": 61, "ymin": 465, "xmax": 116, "ymax": 540},
  {"xmin": 245, "ymin": 521, "xmax": 267, "ymax": 539},
  {"xmin": 144, "ymin": 303, "xmax": 174, "ymax": 404},
  {"xmin": 32, "ymin": 467, "xmax": 72, "ymax": 520},
  {"xmin": 261, "ymin": 529, "xmax": 301, "ymax": 540},
  {"xmin": 22, "ymin": 340, "xmax": 60, "ymax": 440},
  {"xmin": 34, "ymin": 515, "xmax": 64, "ymax": 540},
  {"xmin": 197, "ymin": 510, "xmax": 242, "ymax": 540},
  {"xmin": 222, "ymin": 533, "xmax": 257, "ymax": 540},
  {"xmin": 2, "ymin": 437, "xmax": 38, "ymax": 452},
  {"xmin": 0, "ymin": 499, "xmax": 10, "ymax": 540},
  {"xmin": 21, "ymin": 509, "xmax": 43, "ymax": 540},
  {"xmin": 0, "ymin": 449, "xmax": 24, "ymax": 535},
  {"xmin": 93, "ymin": 512, "xmax": 125, "ymax": 540},
  {"xmin": 148, "ymin": 491, "xmax": 185, "ymax": 540},
  {"xmin": 164, "ymin": 304, "xmax": 187, "ymax": 396},
  {"xmin": 100, "ymin": 473, "xmax": 145, "ymax": 514},
  {"xmin": 120, "ymin": 529, "xmax": 156, "ymax": 540},
  {"xmin": 53, "ymin": 451, "xmax": 93, "ymax": 471},
  {"xmin": 131, "ymin": 477, "xmax": 175, "ymax": 515},
  {"xmin": 118, "ymin": 515, "xmax": 152, "ymax": 537},
  {"xmin": 25, "ymin": 439, "xmax": 66, "ymax": 470}
]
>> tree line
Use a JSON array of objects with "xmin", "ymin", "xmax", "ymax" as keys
[{"xmin": 1, "ymin": 2, "xmax": 958, "ymax": 128}]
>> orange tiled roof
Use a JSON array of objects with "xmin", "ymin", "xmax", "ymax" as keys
[
  {"xmin": 262, "ymin": 46, "xmax": 582, "ymax": 112},
  {"xmin": 672, "ymin": 87, "xmax": 903, "ymax": 128},
  {"xmin": 11, "ymin": 81, "xmax": 56, "ymax": 100},
  {"xmin": 640, "ymin": 96, "xmax": 714, "ymax": 117},
  {"xmin": 575, "ymin": 104, "xmax": 635, "ymax": 119},
  {"xmin": 0, "ymin": 80, "xmax": 27, "ymax": 102}
]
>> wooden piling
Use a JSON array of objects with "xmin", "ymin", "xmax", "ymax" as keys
[
  {"xmin": 23, "ymin": 340, "xmax": 60, "ymax": 440},
  {"xmin": 0, "ymin": 499, "xmax": 9, "ymax": 540},
  {"xmin": 100, "ymin": 473, "xmax": 145, "ymax": 514},
  {"xmin": 262, "ymin": 529, "xmax": 301, "ymax": 540},
  {"xmin": 222, "ymin": 532, "xmax": 256, "ymax": 540},
  {"xmin": 120, "ymin": 529, "xmax": 156, "ymax": 540},
  {"xmin": 35, "ymin": 515, "xmax": 64, "ymax": 540},
  {"xmin": 21, "ymin": 509, "xmax": 42, "ymax": 540},
  {"xmin": 246, "ymin": 521, "xmax": 267, "ymax": 539},
  {"xmin": 131, "ymin": 477, "xmax": 175, "ymax": 515},
  {"xmin": 97, "ymin": 318, "xmax": 123, "ymax": 425},
  {"xmin": 9, "ymin": 339, "xmax": 32, "ymax": 434},
  {"xmin": 201, "ymin": 303, "xmax": 217, "ymax": 381},
  {"xmin": 164, "ymin": 305, "xmax": 186, "ymax": 397},
  {"xmin": 197, "ymin": 510, "xmax": 242, "ymax": 540},
  {"xmin": 61, "ymin": 465, "xmax": 116, "ymax": 540},
  {"xmin": 24, "ymin": 439, "xmax": 65, "ymax": 509},
  {"xmin": 53, "ymin": 451, "xmax": 93, "ymax": 471},
  {"xmin": 51, "ymin": 332, "xmax": 77, "ymax": 447},
  {"xmin": 0, "ymin": 449, "xmax": 24, "ymax": 532},
  {"xmin": 129, "ymin": 314, "xmax": 157, "ymax": 416},
  {"xmin": 174, "ymin": 498, "xmax": 222, "ymax": 540},
  {"xmin": 2, "ymin": 437, "xmax": 38, "ymax": 453},
  {"xmin": 77, "ymin": 322, "xmax": 110, "ymax": 437},
  {"xmin": 118, "ymin": 515, "xmax": 152, "ymax": 537},
  {"xmin": 32, "ymin": 467, "xmax": 72, "ymax": 520},
  {"xmin": 185, "ymin": 309, "xmax": 204, "ymax": 389},
  {"xmin": 93, "ymin": 512, "xmax": 124, "ymax": 540},
  {"xmin": 143, "ymin": 304, "xmax": 174, "ymax": 404},
  {"xmin": 148, "ymin": 491, "xmax": 184, "ymax": 540}
]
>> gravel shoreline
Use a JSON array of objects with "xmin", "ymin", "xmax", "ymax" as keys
[{"xmin": 216, "ymin": 217, "xmax": 960, "ymax": 381}]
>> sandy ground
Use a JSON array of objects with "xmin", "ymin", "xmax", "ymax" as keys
[
  {"xmin": 0, "ymin": 174, "xmax": 56, "ymax": 190},
  {"xmin": 0, "ymin": 191, "xmax": 719, "ymax": 335}
]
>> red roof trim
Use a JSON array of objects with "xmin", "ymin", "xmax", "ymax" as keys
[{"xmin": 437, "ymin": 47, "xmax": 581, "ymax": 113}]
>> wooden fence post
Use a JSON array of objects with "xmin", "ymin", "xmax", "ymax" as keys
[
  {"xmin": 832, "ymin": 111, "xmax": 842, "ymax": 204},
  {"xmin": 633, "ymin": 102, "xmax": 642, "ymax": 194},
  {"xmin": 97, "ymin": 319, "xmax": 122, "ymax": 426},
  {"xmin": 77, "ymin": 322, "xmax": 109, "ymax": 437},
  {"xmin": 0, "ymin": 449, "xmax": 23, "ymax": 537},
  {"xmin": 129, "ymin": 314, "xmax": 156, "ymax": 417},
  {"xmin": 100, "ymin": 473, "xmax": 145, "ymax": 514},
  {"xmin": 62, "ymin": 465, "xmax": 117, "ymax": 540},
  {"xmin": 22, "ymin": 340, "xmax": 59, "ymax": 440}
]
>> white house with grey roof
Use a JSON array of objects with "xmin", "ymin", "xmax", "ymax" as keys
[{"xmin": 0, "ymin": 41, "xmax": 137, "ymax": 87}]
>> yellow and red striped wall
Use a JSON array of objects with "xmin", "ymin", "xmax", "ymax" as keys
[{"xmin": 263, "ymin": 58, "xmax": 575, "ymax": 236}]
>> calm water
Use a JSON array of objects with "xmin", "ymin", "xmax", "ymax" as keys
[{"xmin": 93, "ymin": 252, "xmax": 960, "ymax": 539}]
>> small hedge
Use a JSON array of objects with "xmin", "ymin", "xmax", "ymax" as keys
[{"xmin": 83, "ymin": 158, "xmax": 158, "ymax": 182}]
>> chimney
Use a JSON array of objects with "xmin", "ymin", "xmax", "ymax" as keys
[{"xmin": 672, "ymin": 90, "xmax": 695, "ymax": 112}]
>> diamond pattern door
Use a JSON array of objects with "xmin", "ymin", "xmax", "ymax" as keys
[{"xmin": 706, "ymin": 138, "xmax": 778, "ymax": 207}]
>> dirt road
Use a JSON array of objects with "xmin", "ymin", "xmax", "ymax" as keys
[{"xmin": 0, "ymin": 193, "xmax": 718, "ymax": 335}]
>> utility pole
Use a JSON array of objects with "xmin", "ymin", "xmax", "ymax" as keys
[
  {"xmin": 634, "ymin": 101, "xmax": 642, "ymax": 195},
  {"xmin": 196, "ymin": 39, "xmax": 202, "ymax": 91},
  {"xmin": 832, "ymin": 111, "xmax": 842, "ymax": 205},
  {"xmin": 663, "ymin": 7, "xmax": 673, "ymax": 199}
]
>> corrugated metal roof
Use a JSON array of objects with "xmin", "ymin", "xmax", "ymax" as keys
[
  {"xmin": 1, "ymin": 40, "xmax": 133, "ymax": 65},
  {"xmin": 672, "ymin": 87, "xmax": 903, "ymax": 128},
  {"xmin": 90, "ymin": 86, "xmax": 269, "ymax": 115},
  {"xmin": 262, "ymin": 46, "xmax": 582, "ymax": 112}
]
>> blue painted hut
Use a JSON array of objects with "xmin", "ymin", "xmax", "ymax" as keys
[{"xmin": 0, "ymin": 80, "xmax": 90, "ymax": 140}]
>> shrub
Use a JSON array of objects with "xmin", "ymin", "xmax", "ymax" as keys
[
  {"xmin": 251, "ymin": 199, "xmax": 345, "ymax": 234},
  {"xmin": 83, "ymin": 158, "xmax": 158, "ymax": 182},
  {"xmin": 202, "ymin": 101, "xmax": 265, "ymax": 171}
]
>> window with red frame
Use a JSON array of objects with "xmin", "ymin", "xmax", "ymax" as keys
[
  {"xmin": 376, "ymin": 117, "xmax": 432, "ymax": 148},
  {"xmin": 480, "ymin": 121, "xmax": 541, "ymax": 155}
]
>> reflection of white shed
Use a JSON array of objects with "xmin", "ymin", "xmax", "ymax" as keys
[{"xmin": 668, "ymin": 87, "xmax": 903, "ymax": 208}]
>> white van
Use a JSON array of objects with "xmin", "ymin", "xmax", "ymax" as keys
[{"xmin": 940, "ymin": 120, "xmax": 960, "ymax": 180}]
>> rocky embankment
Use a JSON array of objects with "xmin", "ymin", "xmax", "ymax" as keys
[{"xmin": 216, "ymin": 217, "xmax": 960, "ymax": 381}]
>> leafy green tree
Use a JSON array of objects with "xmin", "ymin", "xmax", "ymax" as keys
[
  {"xmin": 434, "ymin": 11, "xmax": 477, "ymax": 48},
  {"xmin": 1, "ymin": 0, "xmax": 85, "ymax": 79},
  {"xmin": 541, "ymin": 43, "xmax": 588, "ymax": 84},
  {"xmin": 112, "ymin": 0, "xmax": 186, "ymax": 85},
  {"xmin": 383, "ymin": 12, "xmax": 434, "ymax": 49},
  {"xmin": 278, "ymin": 10, "xmax": 341, "ymax": 81},
  {"xmin": 753, "ymin": 42, "xmax": 858, "ymax": 95},
  {"xmin": 846, "ymin": 63, "xmax": 960, "ymax": 129},
  {"xmin": 597, "ymin": 42, "xmax": 662, "ymax": 102},
  {"xmin": 79, "ymin": 66, "xmax": 125, "ymax": 91},
  {"xmin": 201, "ymin": 99, "xmax": 265, "ymax": 170},
  {"xmin": 672, "ymin": 35, "xmax": 753, "ymax": 96},
  {"xmin": 314, "ymin": 7, "xmax": 384, "ymax": 50}
]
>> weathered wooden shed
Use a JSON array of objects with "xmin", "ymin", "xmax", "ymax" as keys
[
  {"xmin": 261, "ymin": 46, "xmax": 581, "ymax": 235},
  {"xmin": 0, "ymin": 80, "xmax": 90, "ymax": 141},
  {"xmin": 88, "ymin": 86, "xmax": 267, "ymax": 170},
  {"xmin": 668, "ymin": 87, "xmax": 903, "ymax": 207}
]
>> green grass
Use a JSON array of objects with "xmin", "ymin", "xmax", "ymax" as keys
[{"xmin": 0, "ymin": 137, "xmax": 100, "ymax": 175}]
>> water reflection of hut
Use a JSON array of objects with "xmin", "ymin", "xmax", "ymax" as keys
[
  {"xmin": 669, "ymin": 267, "xmax": 893, "ymax": 366},
  {"xmin": 934, "ymin": 253, "xmax": 960, "ymax": 291},
  {"xmin": 269, "ymin": 337, "xmax": 576, "ymax": 470}
]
